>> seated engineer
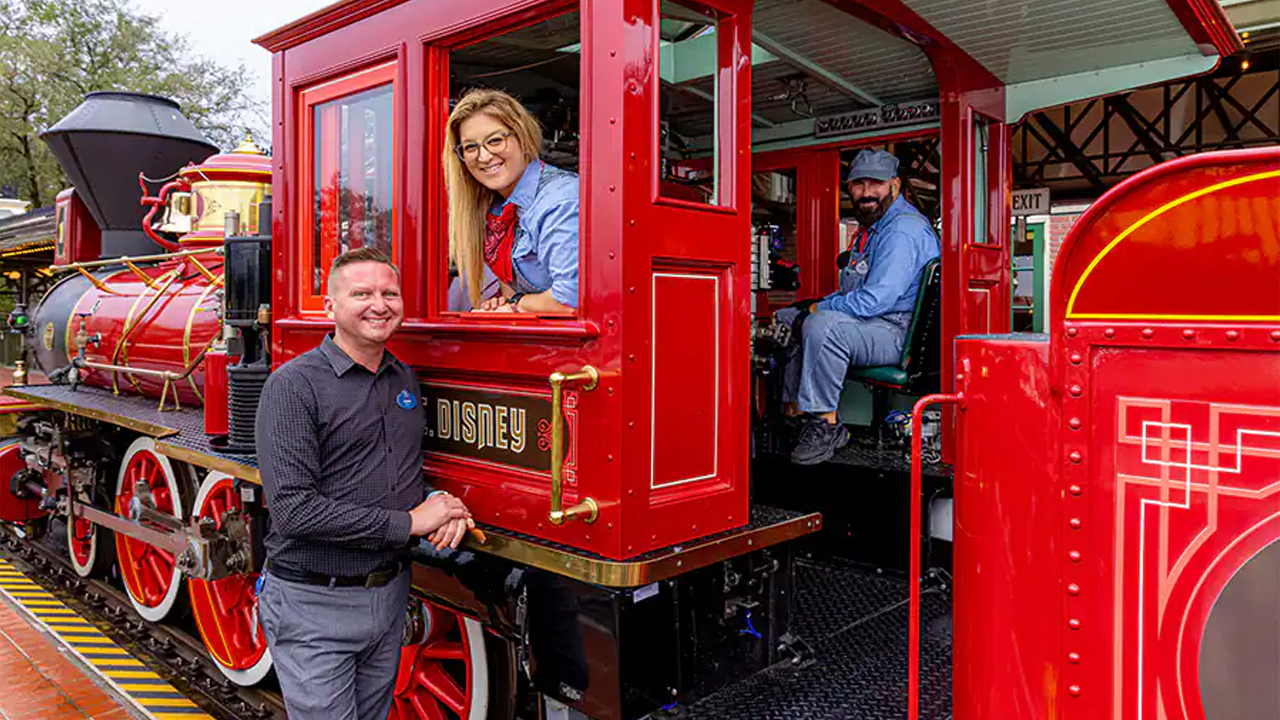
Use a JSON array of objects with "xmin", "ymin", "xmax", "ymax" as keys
[
  {"xmin": 778, "ymin": 149, "xmax": 941, "ymax": 465},
  {"xmin": 443, "ymin": 88, "xmax": 579, "ymax": 313}
]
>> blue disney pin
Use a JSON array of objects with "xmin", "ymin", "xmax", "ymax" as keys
[{"xmin": 396, "ymin": 389, "xmax": 418, "ymax": 410}]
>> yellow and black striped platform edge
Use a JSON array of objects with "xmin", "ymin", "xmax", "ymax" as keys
[{"xmin": 0, "ymin": 558, "xmax": 214, "ymax": 720}]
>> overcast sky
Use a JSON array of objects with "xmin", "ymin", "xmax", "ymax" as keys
[{"xmin": 131, "ymin": 0, "xmax": 328, "ymax": 139}]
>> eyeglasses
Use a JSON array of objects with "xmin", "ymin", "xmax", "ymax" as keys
[{"xmin": 455, "ymin": 131, "xmax": 514, "ymax": 161}]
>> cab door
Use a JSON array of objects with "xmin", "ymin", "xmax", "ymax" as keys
[{"xmin": 613, "ymin": 0, "xmax": 755, "ymax": 555}]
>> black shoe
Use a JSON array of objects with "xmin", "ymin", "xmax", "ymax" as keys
[{"xmin": 790, "ymin": 416, "xmax": 850, "ymax": 465}]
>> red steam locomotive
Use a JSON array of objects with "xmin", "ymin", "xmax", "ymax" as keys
[{"xmin": 1, "ymin": 0, "xmax": 1273, "ymax": 719}]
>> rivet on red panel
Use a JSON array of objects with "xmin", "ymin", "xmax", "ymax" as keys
[
  {"xmin": 628, "ymin": 420, "xmax": 635, "ymax": 429},
  {"xmin": 1068, "ymin": 618, "xmax": 1081, "ymax": 630},
  {"xmin": 1069, "ymin": 384, "xmax": 1082, "ymax": 397},
  {"xmin": 1069, "ymin": 353, "xmax": 1082, "ymax": 365},
  {"xmin": 608, "ymin": 387, "xmax": 614, "ymax": 395},
  {"xmin": 1142, "ymin": 328, "xmax": 1154, "ymax": 338},
  {"xmin": 1070, "ymin": 518, "xmax": 1082, "ymax": 529},
  {"xmin": 1226, "ymin": 330, "xmax": 1239, "ymax": 341},
  {"xmin": 1271, "ymin": 330, "xmax": 1280, "ymax": 342},
  {"xmin": 610, "ymin": 118, "xmax": 617, "ymax": 124},
  {"xmin": 609, "ymin": 185, "xmax": 616, "ymax": 192},
  {"xmin": 1069, "ymin": 685, "xmax": 1082, "ymax": 697},
  {"xmin": 1103, "ymin": 328, "xmax": 1115, "ymax": 338},
  {"xmin": 629, "ymin": 287, "xmax": 636, "ymax": 293},
  {"xmin": 609, "ymin": 252, "xmax": 616, "ymax": 259},
  {"xmin": 630, "ymin": 219, "xmax": 636, "ymax": 227},
  {"xmin": 1182, "ymin": 329, "xmax": 1195, "ymax": 339},
  {"xmin": 1069, "ymin": 418, "xmax": 1082, "ymax": 430},
  {"xmin": 1068, "ymin": 652, "xmax": 1081, "ymax": 664},
  {"xmin": 1069, "ymin": 551, "xmax": 1081, "ymax": 563},
  {"xmin": 1067, "ymin": 583, "xmax": 1080, "ymax": 596},
  {"xmin": 610, "ymin": 50, "xmax": 616, "ymax": 57},
  {"xmin": 1066, "ymin": 327, "xmax": 1078, "ymax": 338},
  {"xmin": 1069, "ymin": 451, "xmax": 1082, "ymax": 464},
  {"xmin": 1069, "ymin": 485, "xmax": 1082, "ymax": 496},
  {"xmin": 629, "ymin": 354, "xmax": 636, "ymax": 362},
  {"xmin": 955, "ymin": 373, "xmax": 965, "ymax": 383},
  {"xmin": 607, "ymin": 454, "xmax": 613, "ymax": 462}
]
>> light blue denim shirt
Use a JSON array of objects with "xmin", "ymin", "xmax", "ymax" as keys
[
  {"xmin": 489, "ymin": 160, "xmax": 580, "ymax": 307},
  {"xmin": 816, "ymin": 194, "xmax": 940, "ymax": 318}
]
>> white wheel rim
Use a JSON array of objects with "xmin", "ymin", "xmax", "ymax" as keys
[
  {"xmin": 463, "ymin": 617, "xmax": 490, "ymax": 720},
  {"xmin": 66, "ymin": 514, "xmax": 98, "ymax": 578},
  {"xmin": 188, "ymin": 471, "xmax": 273, "ymax": 686},
  {"xmin": 114, "ymin": 436, "xmax": 184, "ymax": 623}
]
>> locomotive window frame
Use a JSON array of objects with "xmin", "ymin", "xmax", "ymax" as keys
[
  {"xmin": 297, "ymin": 60, "xmax": 400, "ymax": 314},
  {"xmin": 969, "ymin": 109, "xmax": 1006, "ymax": 249},
  {"xmin": 651, "ymin": 0, "xmax": 739, "ymax": 214},
  {"xmin": 420, "ymin": 0, "xmax": 591, "ymax": 328}
]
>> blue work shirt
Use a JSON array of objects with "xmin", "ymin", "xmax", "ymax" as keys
[
  {"xmin": 490, "ymin": 160, "xmax": 580, "ymax": 307},
  {"xmin": 816, "ymin": 194, "xmax": 940, "ymax": 318}
]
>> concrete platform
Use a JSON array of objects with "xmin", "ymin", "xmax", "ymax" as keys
[{"xmin": 0, "ymin": 558, "xmax": 213, "ymax": 720}]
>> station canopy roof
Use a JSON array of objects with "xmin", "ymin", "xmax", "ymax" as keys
[{"xmin": 743, "ymin": 0, "xmax": 1241, "ymax": 137}]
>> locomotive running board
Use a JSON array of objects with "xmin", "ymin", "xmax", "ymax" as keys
[
  {"xmin": 3, "ymin": 384, "xmax": 260, "ymax": 483},
  {"xmin": 4, "ymin": 383, "xmax": 822, "ymax": 587}
]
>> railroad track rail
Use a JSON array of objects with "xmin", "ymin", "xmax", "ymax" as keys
[{"xmin": 0, "ymin": 523, "xmax": 287, "ymax": 720}]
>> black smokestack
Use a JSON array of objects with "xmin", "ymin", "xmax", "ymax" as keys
[{"xmin": 41, "ymin": 92, "xmax": 218, "ymax": 258}]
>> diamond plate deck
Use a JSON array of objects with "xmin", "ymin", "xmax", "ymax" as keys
[
  {"xmin": 686, "ymin": 560, "xmax": 952, "ymax": 720},
  {"xmin": 4, "ymin": 383, "xmax": 259, "ymax": 481},
  {"xmin": 832, "ymin": 434, "xmax": 952, "ymax": 480}
]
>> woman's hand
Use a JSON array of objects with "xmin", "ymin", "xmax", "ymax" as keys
[{"xmin": 475, "ymin": 296, "xmax": 515, "ymax": 312}]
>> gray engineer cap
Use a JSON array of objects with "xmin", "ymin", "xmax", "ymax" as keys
[{"xmin": 846, "ymin": 148, "xmax": 899, "ymax": 182}]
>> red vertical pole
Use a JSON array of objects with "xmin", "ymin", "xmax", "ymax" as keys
[{"xmin": 909, "ymin": 392, "xmax": 964, "ymax": 720}]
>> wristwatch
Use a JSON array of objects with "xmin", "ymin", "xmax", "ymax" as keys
[{"xmin": 508, "ymin": 292, "xmax": 526, "ymax": 311}]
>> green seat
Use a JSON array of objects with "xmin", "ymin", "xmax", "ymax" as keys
[
  {"xmin": 846, "ymin": 257, "xmax": 942, "ymax": 395},
  {"xmin": 848, "ymin": 364, "xmax": 908, "ymax": 386}
]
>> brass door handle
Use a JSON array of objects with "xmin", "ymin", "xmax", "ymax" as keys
[{"xmin": 548, "ymin": 365, "xmax": 599, "ymax": 525}]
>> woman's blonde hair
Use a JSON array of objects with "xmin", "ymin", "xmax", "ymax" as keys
[{"xmin": 443, "ymin": 88, "xmax": 544, "ymax": 307}]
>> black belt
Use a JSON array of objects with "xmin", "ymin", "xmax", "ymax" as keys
[{"xmin": 266, "ymin": 558, "xmax": 407, "ymax": 588}]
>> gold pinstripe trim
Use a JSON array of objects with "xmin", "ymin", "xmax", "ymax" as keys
[{"xmin": 1066, "ymin": 169, "xmax": 1280, "ymax": 321}]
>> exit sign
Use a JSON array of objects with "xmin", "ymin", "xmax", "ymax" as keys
[{"xmin": 1012, "ymin": 188, "xmax": 1050, "ymax": 216}]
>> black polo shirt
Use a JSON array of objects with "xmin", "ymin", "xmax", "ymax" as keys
[{"xmin": 255, "ymin": 334, "xmax": 429, "ymax": 576}]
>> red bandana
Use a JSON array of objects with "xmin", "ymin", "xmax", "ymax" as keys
[{"xmin": 484, "ymin": 203, "xmax": 518, "ymax": 285}]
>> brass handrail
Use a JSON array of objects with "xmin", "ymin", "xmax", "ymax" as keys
[
  {"xmin": 547, "ymin": 365, "xmax": 599, "ymax": 526},
  {"xmin": 51, "ymin": 247, "xmax": 222, "ymax": 273}
]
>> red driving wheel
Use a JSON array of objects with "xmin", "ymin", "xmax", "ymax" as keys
[
  {"xmin": 188, "ymin": 471, "xmax": 272, "ymax": 685},
  {"xmin": 114, "ymin": 437, "xmax": 186, "ymax": 622},
  {"xmin": 390, "ymin": 600, "xmax": 489, "ymax": 720}
]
